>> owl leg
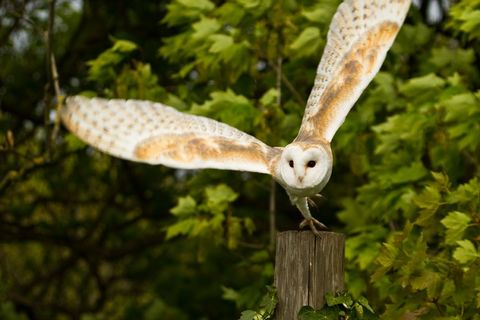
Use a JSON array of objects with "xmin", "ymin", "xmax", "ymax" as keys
[{"xmin": 294, "ymin": 197, "xmax": 327, "ymax": 236}]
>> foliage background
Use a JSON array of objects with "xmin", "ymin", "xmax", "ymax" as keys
[{"xmin": 1, "ymin": 0, "xmax": 479, "ymax": 319}]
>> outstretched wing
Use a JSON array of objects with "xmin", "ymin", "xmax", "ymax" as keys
[
  {"xmin": 296, "ymin": 0, "xmax": 411, "ymax": 143},
  {"xmin": 61, "ymin": 96, "xmax": 280, "ymax": 174}
]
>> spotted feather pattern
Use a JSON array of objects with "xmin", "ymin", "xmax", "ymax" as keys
[
  {"xmin": 61, "ymin": 96, "xmax": 279, "ymax": 174},
  {"xmin": 297, "ymin": 0, "xmax": 411, "ymax": 143}
]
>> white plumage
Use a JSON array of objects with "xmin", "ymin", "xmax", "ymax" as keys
[
  {"xmin": 298, "ymin": 0, "xmax": 411, "ymax": 142},
  {"xmin": 63, "ymin": 96, "xmax": 278, "ymax": 173},
  {"xmin": 62, "ymin": 0, "xmax": 412, "ymax": 234}
]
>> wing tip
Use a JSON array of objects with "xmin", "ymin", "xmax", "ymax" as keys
[
  {"xmin": 63, "ymin": 95, "xmax": 87, "ymax": 114},
  {"xmin": 64, "ymin": 94, "xmax": 90, "ymax": 107},
  {"xmin": 335, "ymin": 0, "xmax": 411, "ymax": 24}
]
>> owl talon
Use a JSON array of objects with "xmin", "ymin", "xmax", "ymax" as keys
[{"xmin": 299, "ymin": 218, "xmax": 328, "ymax": 236}]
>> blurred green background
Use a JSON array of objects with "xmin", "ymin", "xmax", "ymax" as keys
[{"xmin": 1, "ymin": 0, "xmax": 480, "ymax": 319}]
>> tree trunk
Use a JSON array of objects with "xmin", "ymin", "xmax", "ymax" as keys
[{"xmin": 274, "ymin": 231, "xmax": 345, "ymax": 319}]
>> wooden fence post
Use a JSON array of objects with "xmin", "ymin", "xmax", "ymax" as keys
[{"xmin": 274, "ymin": 231, "xmax": 345, "ymax": 320}]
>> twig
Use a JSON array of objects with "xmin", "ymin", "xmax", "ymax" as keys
[
  {"xmin": 269, "ymin": 60, "xmax": 306, "ymax": 107},
  {"xmin": 269, "ymin": 38, "xmax": 284, "ymax": 253},
  {"xmin": 0, "ymin": 149, "xmax": 82, "ymax": 196},
  {"xmin": 0, "ymin": 160, "xmax": 47, "ymax": 195},
  {"xmin": 269, "ymin": 177, "xmax": 277, "ymax": 253},
  {"xmin": 46, "ymin": 0, "xmax": 63, "ymax": 149},
  {"xmin": 50, "ymin": 52, "xmax": 63, "ymax": 143},
  {"xmin": 237, "ymin": 241, "xmax": 265, "ymax": 250}
]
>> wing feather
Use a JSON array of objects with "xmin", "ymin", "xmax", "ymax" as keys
[
  {"xmin": 296, "ymin": 0, "xmax": 411, "ymax": 142},
  {"xmin": 61, "ymin": 96, "xmax": 279, "ymax": 174}
]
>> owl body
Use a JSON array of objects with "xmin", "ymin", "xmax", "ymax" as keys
[{"xmin": 61, "ymin": 0, "xmax": 412, "ymax": 234}]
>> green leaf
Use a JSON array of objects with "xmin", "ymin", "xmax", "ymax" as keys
[
  {"xmin": 447, "ymin": 178, "xmax": 480, "ymax": 204},
  {"xmin": 393, "ymin": 23, "xmax": 433, "ymax": 55},
  {"xmin": 301, "ymin": 2, "xmax": 338, "ymax": 24},
  {"xmin": 259, "ymin": 286, "xmax": 277, "ymax": 315},
  {"xmin": 449, "ymin": 2, "xmax": 480, "ymax": 40},
  {"xmin": 217, "ymin": 2, "xmax": 246, "ymax": 26},
  {"xmin": 441, "ymin": 211, "xmax": 471, "ymax": 244},
  {"xmin": 222, "ymin": 286, "xmax": 239, "ymax": 302},
  {"xmin": 357, "ymin": 296, "xmax": 375, "ymax": 313},
  {"xmin": 414, "ymin": 185, "xmax": 441, "ymax": 210},
  {"xmin": 442, "ymin": 93, "xmax": 479, "ymax": 122},
  {"xmin": 325, "ymin": 292, "xmax": 353, "ymax": 307},
  {"xmin": 289, "ymin": 27, "xmax": 321, "ymax": 58},
  {"xmin": 439, "ymin": 92, "xmax": 480, "ymax": 151},
  {"xmin": 453, "ymin": 240, "xmax": 479, "ymax": 264},
  {"xmin": 111, "ymin": 39, "xmax": 138, "ymax": 52},
  {"xmin": 414, "ymin": 184, "xmax": 442, "ymax": 226},
  {"xmin": 227, "ymin": 217, "xmax": 242, "ymax": 249},
  {"xmin": 376, "ymin": 243, "xmax": 399, "ymax": 269},
  {"xmin": 64, "ymin": 133, "xmax": 86, "ymax": 151},
  {"xmin": 239, "ymin": 310, "xmax": 258, "ymax": 320},
  {"xmin": 114, "ymin": 62, "xmax": 167, "ymax": 100},
  {"xmin": 259, "ymin": 88, "xmax": 279, "ymax": 107},
  {"xmin": 192, "ymin": 89, "xmax": 259, "ymax": 132},
  {"xmin": 217, "ymin": 41, "xmax": 251, "ymax": 81},
  {"xmin": 244, "ymin": 217, "xmax": 256, "ymax": 235},
  {"xmin": 170, "ymin": 196, "xmax": 197, "ymax": 216},
  {"xmin": 399, "ymin": 73, "xmax": 445, "ymax": 97},
  {"xmin": 459, "ymin": 10, "xmax": 480, "ymax": 34},
  {"xmin": 165, "ymin": 218, "xmax": 198, "ymax": 239},
  {"xmin": 386, "ymin": 162, "xmax": 428, "ymax": 185},
  {"xmin": 428, "ymin": 47, "xmax": 475, "ymax": 76},
  {"xmin": 87, "ymin": 39, "xmax": 138, "ymax": 83},
  {"xmin": 431, "ymin": 171, "xmax": 450, "ymax": 187},
  {"xmin": 410, "ymin": 269, "xmax": 441, "ymax": 295},
  {"xmin": 373, "ymin": 113, "xmax": 432, "ymax": 155},
  {"xmin": 177, "ymin": 0, "xmax": 215, "ymax": 10},
  {"xmin": 298, "ymin": 306, "xmax": 330, "ymax": 320},
  {"xmin": 192, "ymin": 17, "xmax": 221, "ymax": 40},
  {"xmin": 204, "ymin": 184, "xmax": 238, "ymax": 214},
  {"xmin": 236, "ymin": 0, "xmax": 273, "ymax": 13},
  {"xmin": 163, "ymin": 0, "xmax": 215, "ymax": 26},
  {"xmin": 206, "ymin": 184, "xmax": 238, "ymax": 204},
  {"xmin": 209, "ymin": 34, "xmax": 234, "ymax": 53},
  {"xmin": 236, "ymin": 0, "xmax": 261, "ymax": 9},
  {"xmin": 439, "ymin": 279, "xmax": 456, "ymax": 303}
]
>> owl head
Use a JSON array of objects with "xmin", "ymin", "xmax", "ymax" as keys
[{"xmin": 277, "ymin": 142, "xmax": 333, "ymax": 193}]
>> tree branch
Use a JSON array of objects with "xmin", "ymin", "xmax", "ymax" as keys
[
  {"xmin": 45, "ymin": 0, "xmax": 63, "ymax": 151},
  {"xmin": 269, "ymin": 59, "xmax": 307, "ymax": 107},
  {"xmin": 269, "ymin": 22, "xmax": 285, "ymax": 253}
]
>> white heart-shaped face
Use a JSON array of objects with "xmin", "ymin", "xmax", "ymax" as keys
[{"xmin": 278, "ymin": 143, "xmax": 332, "ymax": 193}]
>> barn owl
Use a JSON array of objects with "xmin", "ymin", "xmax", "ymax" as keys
[{"xmin": 62, "ymin": 0, "xmax": 411, "ymax": 235}]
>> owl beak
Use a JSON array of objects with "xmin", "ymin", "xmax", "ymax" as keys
[{"xmin": 295, "ymin": 167, "xmax": 305, "ymax": 184}]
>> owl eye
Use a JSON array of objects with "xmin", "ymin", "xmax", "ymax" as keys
[
  {"xmin": 289, "ymin": 160, "xmax": 294, "ymax": 168},
  {"xmin": 307, "ymin": 160, "xmax": 316, "ymax": 168}
]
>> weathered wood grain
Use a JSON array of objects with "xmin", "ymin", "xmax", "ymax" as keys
[{"xmin": 274, "ymin": 231, "xmax": 345, "ymax": 319}]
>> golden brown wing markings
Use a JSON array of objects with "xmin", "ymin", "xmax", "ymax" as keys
[
  {"xmin": 134, "ymin": 134, "xmax": 278, "ymax": 171},
  {"xmin": 297, "ymin": 21, "xmax": 400, "ymax": 141}
]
